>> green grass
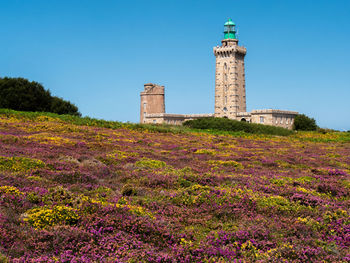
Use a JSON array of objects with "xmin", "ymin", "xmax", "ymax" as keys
[
  {"xmin": 0, "ymin": 108, "xmax": 246, "ymax": 136},
  {"xmin": 183, "ymin": 117, "xmax": 294, "ymax": 136},
  {"xmin": 1, "ymin": 108, "xmax": 349, "ymax": 142}
]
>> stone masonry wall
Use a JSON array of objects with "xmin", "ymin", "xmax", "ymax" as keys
[
  {"xmin": 213, "ymin": 39, "xmax": 246, "ymax": 119},
  {"xmin": 140, "ymin": 83, "xmax": 165, "ymax": 123}
]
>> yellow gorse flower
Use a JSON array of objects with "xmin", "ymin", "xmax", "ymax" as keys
[
  {"xmin": 24, "ymin": 205, "xmax": 80, "ymax": 229},
  {"xmin": 0, "ymin": 156, "xmax": 45, "ymax": 173},
  {"xmin": 0, "ymin": 185, "xmax": 24, "ymax": 196}
]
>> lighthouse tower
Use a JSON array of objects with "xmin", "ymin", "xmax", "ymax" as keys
[{"xmin": 213, "ymin": 19, "xmax": 247, "ymax": 118}]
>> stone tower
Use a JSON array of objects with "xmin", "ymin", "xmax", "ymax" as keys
[
  {"xmin": 213, "ymin": 19, "xmax": 247, "ymax": 118},
  {"xmin": 140, "ymin": 83, "xmax": 165, "ymax": 123}
]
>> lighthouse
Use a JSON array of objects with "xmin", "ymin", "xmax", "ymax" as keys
[{"xmin": 213, "ymin": 19, "xmax": 247, "ymax": 118}]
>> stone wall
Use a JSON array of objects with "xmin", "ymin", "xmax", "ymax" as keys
[{"xmin": 143, "ymin": 113, "xmax": 214, "ymax": 125}]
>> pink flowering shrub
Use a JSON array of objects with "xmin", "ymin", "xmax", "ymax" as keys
[{"xmin": 0, "ymin": 111, "xmax": 349, "ymax": 262}]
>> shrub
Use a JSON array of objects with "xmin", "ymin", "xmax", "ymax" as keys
[
  {"xmin": 316, "ymin": 184, "xmax": 339, "ymax": 197},
  {"xmin": 0, "ymin": 186, "xmax": 24, "ymax": 196},
  {"xmin": 177, "ymin": 176, "xmax": 193, "ymax": 188},
  {"xmin": 317, "ymin": 128, "xmax": 336, "ymax": 134},
  {"xmin": 42, "ymin": 186, "xmax": 76, "ymax": 206},
  {"xmin": 0, "ymin": 156, "xmax": 45, "ymax": 173},
  {"xmin": 183, "ymin": 117, "xmax": 293, "ymax": 136},
  {"xmin": 208, "ymin": 160, "xmax": 243, "ymax": 169},
  {"xmin": 121, "ymin": 184, "xmax": 137, "ymax": 196},
  {"xmin": 0, "ymin": 252, "xmax": 8, "ymax": 263},
  {"xmin": 293, "ymin": 114, "xmax": 317, "ymax": 131},
  {"xmin": 0, "ymin": 77, "xmax": 51, "ymax": 112},
  {"xmin": 194, "ymin": 149, "xmax": 217, "ymax": 155},
  {"xmin": 0, "ymin": 77, "xmax": 81, "ymax": 116},
  {"xmin": 171, "ymin": 184, "xmax": 210, "ymax": 206},
  {"xmin": 89, "ymin": 186, "xmax": 113, "ymax": 202},
  {"xmin": 50, "ymin": 96, "xmax": 80, "ymax": 116},
  {"xmin": 135, "ymin": 158, "xmax": 167, "ymax": 169},
  {"xmin": 328, "ymin": 169, "xmax": 347, "ymax": 176},
  {"xmin": 24, "ymin": 205, "xmax": 80, "ymax": 229},
  {"xmin": 26, "ymin": 192, "xmax": 41, "ymax": 204},
  {"xmin": 256, "ymin": 195, "xmax": 296, "ymax": 212},
  {"xmin": 53, "ymin": 171, "xmax": 97, "ymax": 184}
]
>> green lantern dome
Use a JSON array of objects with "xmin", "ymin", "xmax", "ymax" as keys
[
  {"xmin": 224, "ymin": 19, "xmax": 235, "ymax": 26},
  {"xmin": 224, "ymin": 19, "xmax": 237, "ymax": 39}
]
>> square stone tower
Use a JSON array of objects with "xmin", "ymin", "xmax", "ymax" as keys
[
  {"xmin": 140, "ymin": 83, "xmax": 165, "ymax": 123},
  {"xmin": 214, "ymin": 19, "xmax": 247, "ymax": 118}
]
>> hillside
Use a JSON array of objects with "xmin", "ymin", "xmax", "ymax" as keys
[{"xmin": 0, "ymin": 110, "xmax": 349, "ymax": 262}]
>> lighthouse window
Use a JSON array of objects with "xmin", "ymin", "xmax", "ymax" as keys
[
  {"xmin": 143, "ymin": 102, "xmax": 147, "ymax": 110},
  {"xmin": 224, "ymin": 63, "xmax": 227, "ymax": 70},
  {"xmin": 260, "ymin": 116, "xmax": 264, "ymax": 123}
]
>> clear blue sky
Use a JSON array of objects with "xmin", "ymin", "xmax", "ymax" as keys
[{"xmin": 1, "ymin": 0, "xmax": 349, "ymax": 130}]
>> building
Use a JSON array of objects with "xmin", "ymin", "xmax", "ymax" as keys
[
  {"xmin": 140, "ymin": 83, "xmax": 165, "ymax": 124},
  {"xmin": 140, "ymin": 83, "xmax": 213, "ymax": 125},
  {"xmin": 141, "ymin": 19, "xmax": 298, "ymax": 129},
  {"xmin": 214, "ymin": 19, "xmax": 247, "ymax": 118}
]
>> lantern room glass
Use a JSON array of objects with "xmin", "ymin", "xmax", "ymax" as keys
[{"xmin": 223, "ymin": 19, "xmax": 237, "ymax": 39}]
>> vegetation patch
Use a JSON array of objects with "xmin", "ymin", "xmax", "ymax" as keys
[
  {"xmin": 0, "ymin": 110, "xmax": 349, "ymax": 262},
  {"xmin": 0, "ymin": 185, "xmax": 24, "ymax": 196},
  {"xmin": 0, "ymin": 156, "xmax": 45, "ymax": 173},
  {"xmin": 183, "ymin": 117, "xmax": 294, "ymax": 136},
  {"xmin": 208, "ymin": 159, "xmax": 243, "ymax": 169},
  {"xmin": 23, "ymin": 205, "xmax": 80, "ymax": 229},
  {"xmin": 135, "ymin": 158, "xmax": 167, "ymax": 169},
  {"xmin": 0, "ymin": 77, "xmax": 80, "ymax": 116}
]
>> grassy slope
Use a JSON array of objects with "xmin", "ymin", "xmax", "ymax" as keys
[{"xmin": 0, "ymin": 109, "xmax": 349, "ymax": 262}]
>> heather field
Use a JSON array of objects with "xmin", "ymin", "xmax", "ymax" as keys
[{"xmin": 0, "ymin": 110, "xmax": 349, "ymax": 262}]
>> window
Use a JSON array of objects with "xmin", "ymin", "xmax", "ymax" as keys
[
  {"xmin": 143, "ymin": 102, "xmax": 147, "ymax": 110},
  {"xmin": 153, "ymin": 120, "xmax": 156, "ymax": 124},
  {"xmin": 224, "ymin": 96, "xmax": 227, "ymax": 105},
  {"xmin": 224, "ymin": 63, "xmax": 227, "ymax": 70},
  {"xmin": 260, "ymin": 116, "xmax": 264, "ymax": 123}
]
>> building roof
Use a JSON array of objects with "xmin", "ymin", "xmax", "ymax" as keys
[{"xmin": 224, "ymin": 19, "xmax": 235, "ymax": 26}]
